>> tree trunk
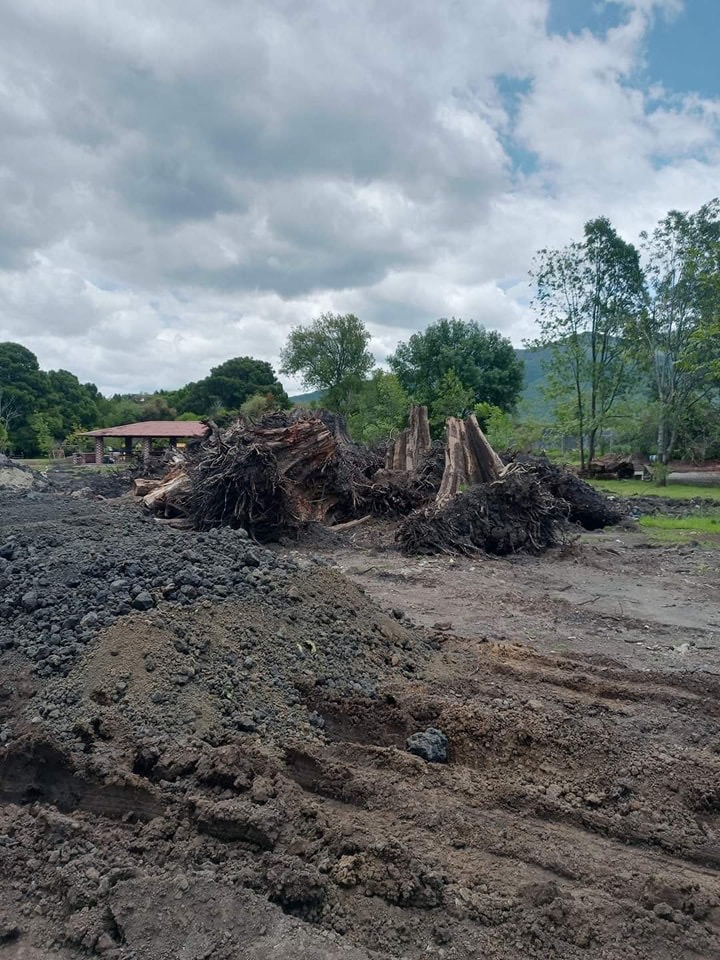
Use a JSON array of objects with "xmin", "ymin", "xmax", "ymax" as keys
[
  {"xmin": 385, "ymin": 405, "xmax": 431, "ymax": 472},
  {"xmin": 436, "ymin": 415, "xmax": 502, "ymax": 505}
]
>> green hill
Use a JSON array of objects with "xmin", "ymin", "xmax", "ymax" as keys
[
  {"xmin": 516, "ymin": 346, "xmax": 551, "ymax": 412},
  {"xmin": 289, "ymin": 388, "xmax": 326, "ymax": 405}
]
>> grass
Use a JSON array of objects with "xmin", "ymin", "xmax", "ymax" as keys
[
  {"xmin": 637, "ymin": 511, "xmax": 720, "ymax": 547},
  {"xmin": 590, "ymin": 479, "xmax": 720, "ymax": 500}
]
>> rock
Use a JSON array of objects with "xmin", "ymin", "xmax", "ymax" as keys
[
  {"xmin": 21, "ymin": 591, "xmax": 39, "ymax": 612},
  {"xmin": 653, "ymin": 901, "xmax": 675, "ymax": 920},
  {"xmin": 406, "ymin": 728, "xmax": 449, "ymax": 763},
  {"xmin": 132, "ymin": 592, "xmax": 155, "ymax": 611}
]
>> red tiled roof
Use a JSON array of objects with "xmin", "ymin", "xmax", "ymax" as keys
[{"xmin": 81, "ymin": 421, "xmax": 208, "ymax": 439}]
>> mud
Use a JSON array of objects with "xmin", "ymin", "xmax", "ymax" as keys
[{"xmin": 1, "ymin": 494, "xmax": 719, "ymax": 959}]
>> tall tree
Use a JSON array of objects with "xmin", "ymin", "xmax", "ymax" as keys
[
  {"xmin": 529, "ymin": 217, "xmax": 645, "ymax": 470},
  {"xmin": 634, "ymin": 200, "xmax": 720, "ymax": 465},
  {"xmin": 389, "ymin": 318, "xmax": 523, "ymax": 428},
  {"xmin": 0, "ymin": 343, "xmax": 50, "ymax": 454},
  {"xmin": 280, "ymin": 313, "xmax": 374, "ymax": 409}
]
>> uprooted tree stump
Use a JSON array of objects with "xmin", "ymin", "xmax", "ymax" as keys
[{"xmin": 136, "ymin": 407, "xmax": 627, "ymax": 551}]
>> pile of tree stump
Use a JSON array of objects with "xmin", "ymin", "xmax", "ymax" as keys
[{"xmin": 136, "ymin": 406, "xmax": 625, "ymax": 554}]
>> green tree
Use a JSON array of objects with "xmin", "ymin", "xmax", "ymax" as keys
[
  {"xmin": 172, "ymin": 357, "xmax": 289, "ymax": 417},
  {"xmin": 389, "ymin": 319, "xmax": 523, "ymax": 418},
  {"xmin": 427, "ymin": 370, "xmax": 475, "ymax": 436},
  {"xmin": 631, "ymin": 200, "xmax": 720, "ymax": 467},
  {"xmin": 29, "ymin": 413, "xmax": 54, "ymax": 457},
  {"xmin": 280, "ymin": 313, "xmax": 374, "ymax": 409},
  {"xmin": 239, "ymin": 391, "xmax": 281, "ymax": 421},
  {"xmin": 529, "ymin": 217, "xmax": 645, "ymax": 471},
  {"xmin": 0, "ymin": 343, "xmax": 50, "ymax": 454},
  {"xmin": 346, "ymin": 370, "xmax": 409, "ymax": 444},
  {"xmin": 44, "ymin": 369, "xmax": 100, "ymax": 436}
]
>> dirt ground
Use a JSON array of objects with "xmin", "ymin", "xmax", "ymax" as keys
[{"xmin": 2, "ymin": 498, "xmax": 720, "ymax": 959}]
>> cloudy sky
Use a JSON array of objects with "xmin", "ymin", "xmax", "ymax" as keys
[{"xmin": 1, "ymin": 0, "xmax": 718, "ymax": 395}]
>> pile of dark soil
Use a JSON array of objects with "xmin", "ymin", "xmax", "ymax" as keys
[
  {"xmin": 0, "ymin": 494, "xmax": 294, "ymax": 676},
  {"xmin": 45, "ymin": 464, "xmax": 135, "ymax": 499},
  {"xmin": 1, "ymin": 492, "xmax": 719, "ymax": 959},
  {"xmin": 0, "ymin": 493, "xmax": 431, "ymax": 735}
]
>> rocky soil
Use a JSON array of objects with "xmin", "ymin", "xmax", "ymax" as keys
[{"xmin": 1, "ymin": 484, "xmax": 719, "ymax": 959}]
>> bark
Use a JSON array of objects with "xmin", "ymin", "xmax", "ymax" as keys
[
  {"xmin": 385, "ymin": 405, "xmax": 431, "ymax": 473},
  {"xmin": 436, "ymin": 415, "xmax": 502, "ymax": 505}
]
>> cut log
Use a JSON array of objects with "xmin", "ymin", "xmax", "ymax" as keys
[
  {"xmin": 141, "ymin": 471, "xmax": 191, "ymax": 516},
  {"xmin": 465, "ymin": 415, "xmax": 505, "ymax": 483},
  {"xmin": 133, "ymin": 478, "xmax": 163, "ymax": 497}
]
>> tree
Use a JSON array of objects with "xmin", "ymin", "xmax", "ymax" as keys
[
  {"xmin": 280, "ymin": 313, "xmax": 375, "ymax": 409},
  {"xmin": 427, "ymin": 370, "xmax": 475, "ymax": 436},
  {"xmin": 0, "ymin": 343, "xmax": 50, "ymax": 454},
  {"xmin": 172, "ymin": 357, "xmax": 289, "ymax": 417},
  {"xmin": 240, "ymin": 391, "xmax": 281, "ymax": 421},
  {"xmin": 29, "ymin": 413, "xmax": 54, "ymax": 457},
  {"xmin": 346, "ymin": 370, "xmax": 409, "ymax": 444},
  {"xmin": 389, "ymin": 319, "xmax": 523, "ymax": 420},
  {"xmin": 529, "ymin": 217, "xmax": 645, "ymax": 470},
  {"xmin": 633, "ymin": 200, "xmax": 720, "ymax": 466},
  {"xmin": 44, "ymin": 369, "xmax": 100, "ymax": 436}
]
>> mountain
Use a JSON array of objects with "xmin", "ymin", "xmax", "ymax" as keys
[
  {"xmin": 516, "ymin": 346, "xmax": 551, "ymax": 410},
  {"xmin": 289, "ymin": 388, "xmax": 326, "ymax": 405}
]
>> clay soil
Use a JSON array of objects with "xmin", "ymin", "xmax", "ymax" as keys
[{"xmin": 2, "ymin": 499, "xmax": 720, "ymax": 959}]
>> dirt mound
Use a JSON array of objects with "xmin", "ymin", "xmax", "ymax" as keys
[
  {"xmin": 2, "ymin": 493, "xmax": 719, "ymax": 959},
  {"xmin": 0, "ymin": 493, "xmax": 299, "ymax": 676},
  {"xmin": 0, "ymin": 454, "xmax": 49, "ymax": 492}
]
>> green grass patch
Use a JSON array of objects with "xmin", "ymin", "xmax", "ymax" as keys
[
  {"xmin": 637, "ymin": 511, "xmax": 720, "ymax": 546},
  {"xmin": 16, "ymin": 458, "xmax": 51, "ymax": 469},
  {"xmin": 590, "ymin": 479, "xmax": 720, "ymax": 501}
]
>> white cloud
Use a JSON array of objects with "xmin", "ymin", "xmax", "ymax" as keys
[{"xmin": 0, "ymin": 0, "xmax": 717, "ymax": 395}]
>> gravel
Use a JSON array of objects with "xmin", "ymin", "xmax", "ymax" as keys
[{"xmin": 0, "ymin": 490, "xmax": 434, "ymax": 747}]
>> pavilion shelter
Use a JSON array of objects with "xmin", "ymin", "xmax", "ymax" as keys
[{"xmin": 80, "ymin": 421, "xmax": 208, "ymax": 464}]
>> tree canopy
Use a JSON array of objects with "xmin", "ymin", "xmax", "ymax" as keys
[
  {"xmin": 529, "ymin": 217, "xmax": 645, "ymax": 469},
  {"xmin": 280, "ymin": 313, "xmax": 374, "ymax": 408},
  {"xmin": 170, "ymin": 356, "xmax": 289, "ymax": 419},
  {"xmin": 389, "ymin": 319, "xmax": 523, "ymax": 432}
]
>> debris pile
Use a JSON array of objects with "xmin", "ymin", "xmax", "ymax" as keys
[
  {"xmin": 396, "ymin": 467, "xmax": 570, "ymax": 556},
  {"xmin": 587, "ymin": 454, "xmax": 636, "ymax": 480},
  {"xmin": 138, "ymin": 408, "xmax": 626, "ymax": 554}
]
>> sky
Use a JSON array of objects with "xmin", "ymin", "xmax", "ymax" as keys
[{"xmin": 0, "ymin": 0, "xmax": 718, "ymax": 396}]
